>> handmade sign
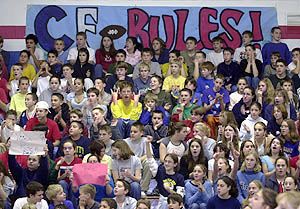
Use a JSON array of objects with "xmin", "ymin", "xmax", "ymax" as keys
[
  {"xmin": 9, "ymin": 131, "xmax": 46, "ymax": 155},
  {"xmin": 72, "ymin": 163, "xmax": 108, "ymax": 186}
]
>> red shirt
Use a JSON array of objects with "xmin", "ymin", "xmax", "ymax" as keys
[
  {"xmin": 55, "ymin": 157, "xmax": 82, "ymax": 183},
  {"xmin": 25, "ymin": 117, "xmax": 61, "ymax": 143}
]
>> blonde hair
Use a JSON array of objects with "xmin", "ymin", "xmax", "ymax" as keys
[
  {"xmin": 79, "ymin": 184, "xmax": 96, "ymax": 199},
  {"xmin": 193, "ymin": 122, "xmax": 211, "ymax": 137},
  {"xmin": 144, "ymin": 92, "xmax": 158, "ymax": 103},
  {"xmin": 240, "ymin": 152, "xmax": 262, "ymax": 173},
  {"xmin": 46, "ymin": 184, "xmax": 63, "ymax": 201},
  {"xmin": 22, "ymin": 203, "xmax": 37, "ymax": 209},
  {"xmin": 276, "ymin": 191, "xmax": 300, "ymax": 208}
]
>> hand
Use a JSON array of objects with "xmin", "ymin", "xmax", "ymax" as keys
[
  {"xmin": 105, "ymin": 175, "xmax": 110, "ymax": 186},
  {"xmin": 79, "ymin": 197, "xmax": 87, "ymax": 207},
  {"xmin": 153, "ymin": 121, "xmax": 163, "ymax": 130},
  {"xmin": 197, "ymin": 181, "xmax": 204, "ymax": 192},
  {"xmin": 133, "ymin": 91, "xmax": 140, "ymax": 104},
  {"xmin": 145, "ymin": 103, "xmax": 152, "ymax": 112},
  {"xmin": 213, "ymin": 153, "xmax": 220, "ymax": 160},
  {"xmin": 164, "ymin": 103, "xmax": 171, "ymax": 111},
  {"xmin": 163, "ymin": 182, "xmax": 173, "ymax": 193},
  {"xmin": 287, "ymin": 91, "xmax": 293, "ymax": 100},
  {"xmin": 0, "ymin": 172, "xmax": 4, "ymax": 182},
  {"xmin": 218, "ymin": 125, "xmax": 224, "ymax": 136},
  {"xmin": 232, "ymin": 149, "xmax": 240, "ymax": 160},
  {"xmin": 243, "ymin": 124, "xmax": 251, "ymax": 133},
  {"xmin": 146, "ymin": 135, "xmax": 153, "ymax": 143},
  {"xmin": 123, "ymin": 169, "xmax": 132, "ymax": 178},
  {"xmin": 42, "ymin": 145, "xmax": 48, "ymax": 157},
  {"xmin": 54, "ymin": 111, "xmax": 62, "ymax": 121},
  {"xmin": 110, "ymin": 88, "xmax": 119, "ymax": 103},
  {"xmin": 28, "ymin": 47, "xmax": 35, "ymax": 55}
]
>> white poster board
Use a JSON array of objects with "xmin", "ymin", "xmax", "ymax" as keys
[{"xmin": 9, "ymin": 131, "xmax": 47, "ymax": 155}]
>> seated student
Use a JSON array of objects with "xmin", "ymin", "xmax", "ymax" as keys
[
  {"xmin": 111, "ymin": 140, "xmax": 142, "ymax": 200},
  {"xmin": 113, "ymin": 179, "xmax": 137, "ymax": 209},
  {"xmin": 184, "ymin": 78, "xmax": 202, "ymax": 106},
  {"xmin": 140, "ymin": 92, "xmax": 169, "ymax": 126},
  {"xmin": 206, "ymin": 36, "xmax": 224, "ymax": 67},
  {"xmin": 124, "ymin": 122, "xmax": 152, "ymax": 195},
  {"xmin": 168, "ymin": 193, "xmax": 184, "ymax": 209},
  {"xmin": 161, "ymin": 49, "xmax": 188, "ymax": 78},
  {"xmin": 48, "ymin": 93, "xmax": 69, "ymax": 132},
  {"xmin": 54, "ymin": 38, "xmax": 68, "ymax": 65},
  {"xmin": 60, "ymin": 64, "xmax": 75, "ymax": 94},
  {"xmin": 144, "ymin": 110, "xmax": 168, "ymax": 159},
  {"xmin": 263, "ymin": 51, "xmax": 281, "ymax": 78},
  {"xmin": 133, "ymin": 62, "xmax": 151, "ymax": 97},
  {"xmin": 9, "ymin": 76, "xmax": 31, "ymax": 117},
  {"xmin": 82, "ymin": 88, "xmax": 108, "ymax": 131},
  {"xmin": 25, "ymin": 34, "xmax": 45, "ymax": 71},
  {"xmin": 57, "ymin": 121, "xmax": 91, "ymax": 159},
  {"xmin": 10, "ymin": 50, "xmax": 36, "ymax": 82},
  {"xmin": 281, "ymin": 78, "xmax": 299, "ymax": 110},
  {"xmin": 66, "ymin": 78, "xmax": 88, "ymax": 110},
  {"xmin": 95, "ymin": 35, "xmax": 116, "ymax": 74},
  {"xmin": 73, "ymin": 48, "xmax": 95, "ymax": 81},
  {"xmin": 78, "ymin": 184, "xmax": 100, "ymax": 209},
  {"xmin": 162, "ymin": 59, "xmax": 186, "ymax": 99},
  {"xmin": 31, "ymin": 60, "xmax": 51, "ymax": 97},
  {"xmin": 132, "ymin": 48, "xmax": 162, "ymax": 79},
  {"xmin": 19, "ymin": 93, "xmax": 38, "ymax": 128},
  {"xmin": 110, "ymin": 81, "xmax": 142, "ymax": 139},
  {"xmin": 159, "ymin": 122, "xmax": 188, "ymax": 162},
  {"xmin": 147, "ymin": 75, "xmax": 173, "ymax": 110},
  {"xmin": 190, "ymin": 50, "xmax": 207, "ymax": 80},
  {"xmin": 0, "ymin": 160, "xmax": 14, "ymax": 208},
  {"xmin": 39, "ymin": 75, "xmax": 66, "ymax": 107},
  {"xmin": 202, "ymin": 74, "xmax": 229, "ymax": 139},
  {"xmin": 62, "ymin": 109, "xmax": 88, "ymax": 138},
  {"xmin": 229, "ymin": 77, "xmax": 248, "ymax": 111},
  {"xmin": 8, "ymin": 63, "xmax": 30, "ymax": 97},
  {"xmin": 0, "ymin": 110, "xmax": 22, "ymax": 143},
  {"xmin": 94, "ymin": 77, "xmax": 112, "ymax": 106},
  {"xmin": 67, "ymin": 31, "xmax": 95, "ymax": 65},
  {"xmin": 107, "ymin": 49, "xmax": 134, "ymax": 75},
  {"xmin": 217, "ymin": 47, "xmax": 242, "ymax": 92},
  {"xmin": 289, "ymin": 47, "xmax": 300, "ymax": 75},
  {"xmin": 8, "ymin": 146, "xmax": 49, "ymax": 198},
  {"xmin": 105, "ymin": 62, "xmax": 133, "ymax": 93},
  {"xmin": 234, "ymin": 30, "xmax": 263, "ymax": 64},
  {"xmin": 195, "ymin": 61, "xmax": 214, "ymax": 95},
  {"xmin": 48, "ymin": 50, "xmax": 63, "ymax": 78},
  {"xmin": 180, "ymin": 36, "xmax": 198, "ymax": 71},
  {"xmin": 240, "ymin": 44, "xmax": 263, "ymax": 89},
  {"xmin": 171, "ymin": 88, "xmax": 196, "ymax": 121},
  {"xmin": 46, "ymin": 184, "xmax": 74, "ymax": 209},
  {"xmin": 124, "ymin": 36, "xmax": 142, "ymax": 67},
  {"xmin": 25, "ymin": 101, "xmax": 61, "ymax": 147},
  {"xmin": 13, "ymin": 181, "xmax": 48, "ymax": 209},
  {"xmin": 55, "ymin": 140, "xmax": 82, "ymax": 202},
  {"xmin": 99, "ymin": 198, "xmax": 117, "ymax": 209},
  {"xmin": 268, "ymin": 59, "xmax": 290, "ymax": 89},
  {"xmin": 151, "ymin": 37, "xmax": 169, "ymax": 64}
]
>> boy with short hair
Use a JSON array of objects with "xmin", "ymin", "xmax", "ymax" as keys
[
  {"xmin": 180, "ymin": 36, "xmax": 198, "ymax": 70},
  {"xmin": 31, "ymin": 61, "xmax": 51, "ymax": 97},
  {"xmin": 57, "ymin": 120, "xmax": 91, "ymax": 159},
  {"xmin": 39, "ymin": 75, "xmax": 65, "ymax": 106},
  {"xmin": 139, "ymin": 92, "xmax": 169, "ymax": 125},
  {"xmin": 107, "ymin": 49, "xmax": 133, "ymax": 75},
  {"xmin": 207, "ymin": 36, "xmax": 224, "ymax": 67},
  {"xmin": 162, "ymin": 49, "xmax": 188, "ymax": 78},
  {"xmin": 281, "ymin": 78, "xmax": 298, "ymax": 109},
  {"xmin": 167, "ymin": 193, "xmax": 184, "ymax": 209},
  {"xmin": 124, "ymin": 122, "xmax": 152, "ymax": 195},
  {"xmin": 67, "ymin": 31, "xmax": 95, "ymax": 65},
  {"xmin": 9, "ymin": 76, "xmax": 30, "ymax": 117},
  {"xmin": 9, "ymin": 63, "xmax": 26, "ymax": 97},
  {"xmin": 25, "ymin": 34, "xmax": 45, "ymax": 71},
  {"xmin": 184, "ymin": 78, "xmax": 202, "ymax": 106},
  {"xmin": 54, "ymin": 38, "xmax": 68, "ymax": 65},
  {"xmin": 262, "ymin": 26, "xmax": 291, "ymax": 66},
  {"xmin": 110, "ymin": 81, "xmax": 142, "ymax": 138},
  {"xmin": 48, "ymin": 93, "xmax": 69, "ymax": 131},
  {"xmin": 132, "ymin": 48, "xmax": 162, "ymax": 79},
  {"xmin": 19, "ymin": 92, "xmax": 38, "ymax": 127},
  {"xmin": 133, "ymin": 62, "xmax": 151, "ymax": 97},
  {"xmin": 195, "ymin": 61, "xmax": 215, "ymax": 95},
  {"xmin": 263, "ymin": 51, "xmax": 281, "ymax": 77},
  {"xmin": 171, "ymin": 88, "xmax": 196, "ymax": 121},
  {"xmin": 104, "ymin": 62, "xmax": 133, "ymax": 93},
  {"xmin": 97, "ymin": 124, "xmax": 115, "ymax": 155},
  {"xmin": 13, "ymin": 181, "xmax": 48, "ymax": 209},
  {"xmin": 288, "ymin": 47, "xmax": 300, "ymax": 75},
  {"xmin": 268, "ymin": 58, "xmax": 289, "ymax": 89},
  {"xmin": 144, "ymin": 110, "xmax": 168, "ymax": 159},
  {"xmin": 62, "ymin": 109, "xmax": 88, "ymax": 138},
  {"xmin": 94, "ymin": 77, "xmax": 111, "ymax": 106},
  {"xmin": 162, "ymin": 59, "xmax": 186, "ymax": 99},
  {"xmin": 78, "ymin": 184, "xmax": 99, "ymax": 209},
  {"xmin": 0, "ymin": 109, "xmax": 22, "ymax": 143},
  {"xmin": 233, "ymin": 30, "xmax": 263, "ymax": 63},
  {"xmin": 217, "ymin": 47, "xmax": 242, "ymax": 92},
  {"xmin": 192, "ymin": 50, "xmax": 206, "ymax": 80},
  {"xmin": 202, "ymin": 74, "xmax": 229, "ymax": 138},
  {"xmin": 60, "ymin": 63, "xmax": 75, "ymax": 93},
  {"xmin": 47, "ymin": 50, "xmax": 62, "ymax": 77}
]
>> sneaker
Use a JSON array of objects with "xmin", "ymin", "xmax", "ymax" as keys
[{"xmin": 141, "ymin": 191, "xmax": 146, "ymax": 197}]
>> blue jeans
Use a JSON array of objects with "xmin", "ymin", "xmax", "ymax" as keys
[
  {"xmin": 117, "ymin": 119, "xmax": 135, "ymax": 139},
  {"xmin": 245, "ymin": 76, "xmax": 260, "ymax": 90},
  {"xmin": 130, "ymin": 181, "xmax": 141, "ymax": 200},
  {"xmin": 188, "ymin": 203, "xmax": 207, "ymax": 209}
]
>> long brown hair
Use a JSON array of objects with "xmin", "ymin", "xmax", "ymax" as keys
[
  {"xmin": 111, "ymin": 140, "xmax": 134, "ymax": 160},
  {"xmin": 186, "ymin": 138, "xmax": 206, "ymax": 172}
]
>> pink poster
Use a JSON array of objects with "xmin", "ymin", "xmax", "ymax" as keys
[{"xmin": 73, "ymin": 163, "xmax": 108, "ymax": 186}]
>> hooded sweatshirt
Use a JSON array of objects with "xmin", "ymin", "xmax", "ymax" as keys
[{"xmin": 239, "ymin": 115, "xmax": 267, "ymax": 142}]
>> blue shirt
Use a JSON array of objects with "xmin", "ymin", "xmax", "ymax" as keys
[
  {"xmin": 202, "ymin": 87, "xmax": 230, "ymax": 116},
  {"xmin": 196, "ymin": 77, "xmax": 214, "ymax": 94}
]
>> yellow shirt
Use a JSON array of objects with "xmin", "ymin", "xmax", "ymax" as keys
[
  {"xmin": 10, "ymin": 64, "xmax": 37, "ymax": 81},
  {"xmin": 162, "ymin": 75, "xmax": 186, "ymax": 92},
  {"xmin": 9, "ymin": 93, "xmax": 26, "ymax": 117},
  {"xmin": 161, "ymin": 63, "xmax": 188, "ymax": 78},
  {"xmin": 111, "ymin": 99, "xmax": 142, "ymax": 120}
]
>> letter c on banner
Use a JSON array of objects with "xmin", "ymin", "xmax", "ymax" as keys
[{"xmin": 34, "ymin": 5, "xmax": 74, "ymax": 51}]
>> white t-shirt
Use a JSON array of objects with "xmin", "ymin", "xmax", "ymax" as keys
[
  {"xmin": 36, "ymin": 76, "xmax": 50, "ymax": 97},
  {"xmin": 67, "ymin": 47, "xmax": 96, "ymax": 63},
  {"xmin": 207, "ymin": 51, "xmax": 224, "ymax": 67},
  {"xmin": 208, "ymin": 158, "xmax": 234, "ymax": 171},
  {"xmin": 233, "ymin": 46, "xmax": 263, "ymax": 63},
  {"xmin": 229, "ymin": 91, "xmax": 243, "ymax": 111},
  {"xmin": 13, "ymin": 197, "xmax": 48, "ymax": 209},
  {"xmin": 29, "ymin": 47, "xmax": 45, "ymax": 70}
]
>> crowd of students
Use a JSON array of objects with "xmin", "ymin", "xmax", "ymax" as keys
[{"xmin": 0, "ymin": 25, "xmax": 300, "ymax": 209}]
